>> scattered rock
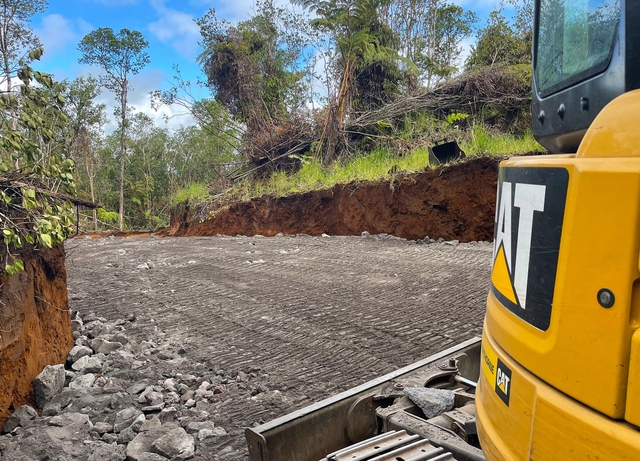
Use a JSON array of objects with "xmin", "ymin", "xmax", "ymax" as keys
[
  {"xmin": 151, "ymin": 427, "xmax": 195, "ymax": 460},
  {"xmin": 87, "ymin": 442, "xmax": 126, "ymax": 461},
  {"xmin": 126, "ymin": 423, "xmax": 180, "ymax": 460},
  {"xmin": 68, "ymin": 373, "xmax": 97, "ymax": 390},
  {"xmin": 94, "ymin": 422, "xmax": 113, "ymax": 435},
  {"xmin": 113, "ymin": 407, "xmax": 143, "ymax": 433},
  {"xmin": 2, "ymin": 405, "xmax": 37, "ymax": 433},
  {"xmin": 198, "ymin": 427, "xmax": 227, "ymax": 440},
  {"xmin": 34, "ymin": 364, "xmax": 66, "ymax": 409},
  {"xmin": 71, "ymin": 355, "xmax": 103, "ymax": 373},
  {"xmin": 403, "ymin": 387, "xmax": 455, "ymax": 419},
  {"xmin": 67, "ymin": 345, "xmax": 93, "ymax": 364}
]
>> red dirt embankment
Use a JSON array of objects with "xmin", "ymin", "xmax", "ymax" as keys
[
  {"xmin": 163, "ymin": 157, "xmax": 500, "ymax": 241},
  {"xmin": 0, "ymin": 245, "xmax": 73, "ymax": 425}
]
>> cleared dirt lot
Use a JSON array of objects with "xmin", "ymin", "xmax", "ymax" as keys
[{"xmin": 65, "ymin": 234, "xmax": 492, "ymax": 460}]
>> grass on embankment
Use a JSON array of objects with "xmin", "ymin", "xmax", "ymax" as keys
[{"xmin": 174, "ymin": 127, "xmax": 544, "ymax": 205}]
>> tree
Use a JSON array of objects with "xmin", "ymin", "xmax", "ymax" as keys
[
  {"xmin": 78, "ymin": 28, "xmax": 150, "ymax": 230},
  {"xmin": 379, "ymin": 0, "xmax": 476, "ymax": 87},
  {"xmin": 197, "ymin": 1, "xmax": 312, "ymax": 132},
  {"xmin": 0, "ymin": 49, "xmax": 78, "ymax": 276},
  {"xmin": 62, "ymin": 76, "xmax": 106, "ymax": 231},
  {"xmin": 295, "ymin": 0, "xmax": 410, "ymax": 162},
  {"xmin": 465, "ymin": 8, "xmax": 530, "ymax": 70},
  {"xmin": 0, "ymin": 0, "xmax": 47, "ymax": 93}
]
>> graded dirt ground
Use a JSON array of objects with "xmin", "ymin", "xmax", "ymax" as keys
[{"xmin": 65, "ymin": 234, "xmax": 492, "ymax": 460}]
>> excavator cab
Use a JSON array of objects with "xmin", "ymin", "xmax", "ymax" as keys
[{"xmin": 477, "ymin": 0, "xmax": 640, "ymax": 458}]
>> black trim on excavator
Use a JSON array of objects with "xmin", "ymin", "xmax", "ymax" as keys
[{"xmin": 532, "ymin": 0, "xmax": 640, "ymax": 153}]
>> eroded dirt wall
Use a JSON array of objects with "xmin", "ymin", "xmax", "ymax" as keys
[
  {"xmin": 0, "ymin": 245, "xmax": 73, "ymax": 425},
  {"xmin": 165, "ymin": 157, "xmax": 500, "ymax": 241}
]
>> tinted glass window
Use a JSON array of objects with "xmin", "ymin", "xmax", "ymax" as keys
[{"xmin": 537, "ymin": 0, "xmax": 620, "ymax": 96}]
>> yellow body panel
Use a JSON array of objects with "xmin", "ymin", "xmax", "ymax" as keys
[
  {"xmin": 477, "ymin": 328, "xmax": 640, "ymax": 460},
  {"xmin": 486, "ymin": 154, "xmax": 640, "ymax": 418},
  {"xmin": 478, "ymin": 91, "xmax": 640, "ymax": 459}
]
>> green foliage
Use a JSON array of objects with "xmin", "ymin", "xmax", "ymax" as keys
[
  {"xmin": 197, "ymin": 1, "xmax": 312, "ymax": 130},
  {"xmin": 221, "ymin": 128, "xmax": 541, "ymax": 203},
  {"xmin": 78, "ymin": 28, "xmax": 150, "ymax": 87},
  {"xmin": 466, "ymin": 8, "xmax": 531, "ymax": 70},
  {"xmin": 445, "ymin": 112, "xmax": 469, "ymax": 127},
  {"xmin": 78, "ymin": 27, "xmax": 150, "ymax": 231},
  {"xmin": 172, "ymin": 183, "xmax": 210, "ymax": 206},
  {"xmin": 0, "ymin": 49, "xmax": 77, "ymax": 276},
  {"xmin": 97, "ymin": 208, "xmax": 119, "ymax": 225}
]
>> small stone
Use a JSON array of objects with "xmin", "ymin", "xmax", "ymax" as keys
[
  {"xmin": 138, "ymin": 386, "xmax": 154, "ymax": 404},
  {"xmin": 95, "ymin": 422, "xmax": 113, "ymax": 435},
  {"xmin": 184, "ymin": 399, "xmax": 195, "ymax": 408},
  {"xmin": 34, "ymin": 364, "xmax": 65, "ymax": 409},
  {"xmin": 164, "ymin": 392, "xmax": 180, "ymax": 405},
  {"xmin": 42, "ymin": 401, "xmax": 61, "ymax": 417},
  {"xmin": 185, "ymin": 421, "xmax": 215, "ymax": 434},
  {"xmin": 127, "ymin": 381, "xmax": 149, "ymax": 395},
  {"xmin": 102, "ymin": 433, "xmax": 118, "ymax": 444},
  {"xmin": 72, "ymin": 355, "xmax": 103, "ymax": 373},
  {"xmin": 180, "ymin": 375, "xmax": 197, "ymax": 387},
  {"xmin": 445, "ymin": 239, "xmax": 460, "ymax": 246},
  {"xmin": 145, "ymin": 391, "xmax": 164, "ymax": 406},
  {"xmin": 361, "ymin": 231, "xmax": 370, "ymax": 237},
  {"xmin": 151, "ymin": 427, "xmax": 195, "ymax": 460},
  {"xmin": 131, "ymin": 360, "xmax": 146, "ymax": 370},
  {"xmin": 69, "ymin": 373, "xmax": 97, "ymax": 390},
  {"xmin": 159, "ymin": 407, "xmax": 177, "ymax": 424},
  {"xmin": 2, "ymin": 405, "xmax": 37, "ymax": 433},
  {"xmin": 198, "ymin": 427, "xmax": 227, "ymax": 440},
  {"xmin": 130, "ymin": 414, "xmax": 147, "ymax": 432},
  {"xmin": 403, "ymin": 387, "xmax": 455, "ymax": 419},
  {"xmin": 136, "ymin": 454, "xmax": 167, "ymax": 461},
  {"xmin": 95, "ymin": 339, "xmax": 123, "ymax": 355},
  {"xmin": 163, "ymin": 378, "xmax": 177, "ymax": 393},
  {"xmin": 114, "ymin": 407, "xmax": 143, "ymax": 433},
  {"xmin": 321, "ymin": 233, "xmax": 330, "ymax": 237},
  {"xmin": 181, "ymin": 390, "xmax": 195, "ymax": 403},
  {"xmin": 70, "ymin": 319, "xmax": 83, "ymax": 332},
  {"xmin": 88, "ymin": 442, "xmax": 126, "ymax": 461},
  {"xmin": 142, "ymin": 403, "xmax": 165, "ymax": 413},
  {"xmin": 117, "ymin": 425, "xmax": 138, "ymax": 445},
  {"xmin": 49, "ymin": 412, "xmax": 93, "ymax": 431},
  {"xmin": 139, "ymin": 418, "xmax": 161, "ymax": 432},
  {"xmin": 126, "ymin": 423, "xmax": 180, "ymax": 460}
]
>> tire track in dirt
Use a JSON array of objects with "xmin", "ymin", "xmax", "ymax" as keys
[{"xmin": 65, "ymin": 235, "xmax": 492, "ymax": 460}]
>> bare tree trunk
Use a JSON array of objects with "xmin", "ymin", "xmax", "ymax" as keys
[{"xmin": 119, "ymin": 81, "xmax": 127, "ymax": 231}]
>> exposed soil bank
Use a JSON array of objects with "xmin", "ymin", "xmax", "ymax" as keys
[
  {"xmin": 163, "ymin": 157, "xmax": 500, "ymax": 242},
  {"xmin": 0, "ymin": 245, "xmax": 73, "ymax": 426}
]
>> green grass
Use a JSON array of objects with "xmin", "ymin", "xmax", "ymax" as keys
[
  {"xmin": 461, "ymin": 125, "xmax": 543, "ymax": 155},
  {"xmin": 172, "ymin": 182, "xmax": 210, "ymax": 205},
  {"xmin": 187, "ymin": 127, "xmax": 545, "ymax": 206},
  {"xmin": 223, "ymin": 129, "xmax": 542, "ymax": 202}
]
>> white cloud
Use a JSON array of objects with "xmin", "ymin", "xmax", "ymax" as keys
[
  {"xmin": 35, "ymin": 14, "xmax": 79, "ymax": 57},
  {"xmin": 97, "ymin": 69, "xmax": 195, "ymax": 134},
  {"xmin": 148, "ymin": 0, "xmax": 201, "ymax": 58}
]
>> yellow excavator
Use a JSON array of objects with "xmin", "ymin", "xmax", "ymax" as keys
[{"xmin": 245, "ymin": 0, "xmax": 640, "ymax": 459}]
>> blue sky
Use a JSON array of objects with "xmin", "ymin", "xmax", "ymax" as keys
[{"xmin": 31, "ymin": 0, "xmax": 502, "ymax": 131}]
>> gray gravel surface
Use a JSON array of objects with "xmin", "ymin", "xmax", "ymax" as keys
[{"xmin": 64, "ymin": 234, "xmax": 492, "ymax": 460}]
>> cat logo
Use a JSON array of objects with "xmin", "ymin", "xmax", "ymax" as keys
[
  {"xmin": 495, "ymin": 359, "xmax": 512, "ymax": 406},
  {"xmin": 491, "ymin": 167, "xmax": 568, "ymax": 331}
]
